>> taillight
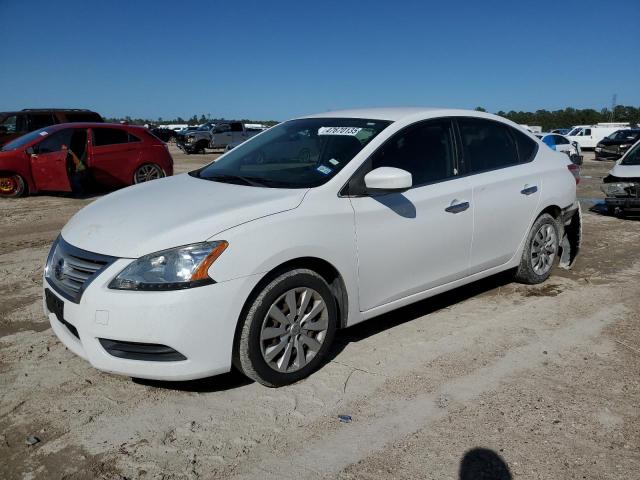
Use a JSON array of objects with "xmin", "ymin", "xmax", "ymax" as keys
[{"xmin": 567, "ymin": 164, "xmax": 580, "ymax": 184}]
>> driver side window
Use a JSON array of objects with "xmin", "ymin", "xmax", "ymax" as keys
[
  {"xmin": 370, "ymin": 119, "xmax": 456, "ymax": 187},
  {"xmin": 36, "ymin": 130, "xmax": 73, "ymax": 154}
]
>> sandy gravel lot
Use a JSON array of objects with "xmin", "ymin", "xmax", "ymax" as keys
[{"xmin": 1, "ymin": 147, "xmax": 638, "ymax": 479}]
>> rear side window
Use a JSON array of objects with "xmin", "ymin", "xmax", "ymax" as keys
[
  {"xmin": 128, "ymin": 132, "xmax": 141, "ymax": 142},
  {"xmin": 458, "ymin": 118, "xmax": 519, "ymax": 173},
  {"xmin": 64, "ymin": 112, "xmax": 103, "ymax": 122},
  {"xmin": 371, "ymin": 119, "xmax": 456, "ymax": 186},
  {"xmin": 93, "ymin": 128, "xmax": 129, "ymax": 146},
  {"xmin": 230, "ymin": 122, "xmax": 244, "ymax": 132},
  {"xmin": 542, "ymin": 135, "xmax": 556, "ymax": 147},
  {"xmin": 29, "ymin": 113, "xmax": 56, "ymax": 131},
  {"xmin": 554, "ymin": 135, "xmax": 569, "ymax": 145}
]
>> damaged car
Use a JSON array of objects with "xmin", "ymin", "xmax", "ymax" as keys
[
  {"xmin": 43, "ymin": 108, "xmax": 581, "ymax": 387},
  {"xmin": 601, "ymin": 139, "xmax": 640, "ymax": 216}
]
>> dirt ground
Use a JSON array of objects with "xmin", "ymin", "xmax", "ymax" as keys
[{"xmin": 1, "ymin": 147, "xmax": 638, "ymax": 480}]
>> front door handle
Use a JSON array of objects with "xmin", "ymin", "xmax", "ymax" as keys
[
  {"xmin": 521, "ymin": 185, "xmax": 538, "ymax": 195},
  {"xmin": 445, "ymin": 201, "xmax": 470, "ymax": 214}
]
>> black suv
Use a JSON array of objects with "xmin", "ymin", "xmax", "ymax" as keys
[
  {"xmin": 595, "ymin": 129, "xmax": 640, "ymax": 160},
  {"xmin": 0, "ymin": 109, "xmax": 103, "ymax": 146}
]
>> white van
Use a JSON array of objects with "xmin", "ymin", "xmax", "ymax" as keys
[{"xmin": 566, "ymin": 123, "xmax": 631, "ymax": 149}]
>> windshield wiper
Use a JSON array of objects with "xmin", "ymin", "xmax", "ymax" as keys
[{"xmin": 203, "ymin": 173, "xmax": 270, "ymax": 187}]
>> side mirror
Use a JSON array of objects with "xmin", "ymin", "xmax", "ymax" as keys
[
  {"xmin": 25, "ymin": 146, "xmax": 35, "ymax": 155},
  {"xmin": 364, "ymin": 167, "xmax": 412, "ymax": 193}
]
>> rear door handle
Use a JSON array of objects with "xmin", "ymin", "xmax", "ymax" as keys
[
  {"xmin": 521, "ymin": 185, "xmax": 538, "ymax": 195},
  {"xmin": 445, "ymin": 201, "xmax": 470, "ymax": 214}
]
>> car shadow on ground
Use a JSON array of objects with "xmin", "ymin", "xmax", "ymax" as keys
[{"xmin": 135, "ymin": 270, "xmax": 514, "ymax": 393}]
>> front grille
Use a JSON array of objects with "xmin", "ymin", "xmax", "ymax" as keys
[{"xmin": 45, "ymin": 236, "xmax": 117, "ymax": 303}]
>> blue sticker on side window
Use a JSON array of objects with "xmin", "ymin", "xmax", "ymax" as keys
[{"xmin": 317, "ymin": 165, "xmax": 332, "ymax": 175}]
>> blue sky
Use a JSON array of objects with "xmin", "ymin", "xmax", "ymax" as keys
[{"xmin": 1, "ymin": 0, "xmax": 638, "ymax": 120}]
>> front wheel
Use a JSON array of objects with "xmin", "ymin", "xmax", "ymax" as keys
[
  {"xmin": 133, "ymin": 163, "xmax": 165, "ymax": 184},
  {"xmin": 514, "ymin": 213, "xmax": 560, "ymax": 284},
  {"xmin": 0, "ymin": 173, "xmax": 27, "ymax": 198},
  {"xmin": 234, "ymin": 269, "xmax": 337, "ymax": 387}
]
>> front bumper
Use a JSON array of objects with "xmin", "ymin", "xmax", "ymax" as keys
[
  {"xmin": 176, "ymin": 140, "xmax": 199, "ymax": 153},
  {"xmin": 595, "ymin": 147, "xmax": 622, "ymax": 160},
  {"xmin": 604, "ymin": 197, "xmax": 640, "ymax": 211},
  {"xmin": 44, "ymin": 260, "xmax": 262, "ymax": 381}
]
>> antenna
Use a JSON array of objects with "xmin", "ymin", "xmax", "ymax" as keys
[{"xmin": 610, "ymin": 94, "xmax": 617, "ymax": 122}]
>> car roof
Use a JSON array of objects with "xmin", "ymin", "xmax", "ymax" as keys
[
  {"xmin": 300, "ymin": 107, "xmax": 495, "ymax": 122},
  {"xmin": 42, "ymin": 122, "xmax": 145, "ymax": 131}
]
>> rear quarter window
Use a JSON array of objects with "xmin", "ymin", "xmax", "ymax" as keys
[{"xmin": 513, "ymin": 129, "xmax": 538, "ymax": 162}]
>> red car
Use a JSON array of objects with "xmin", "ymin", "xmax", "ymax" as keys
[{"xmin": 0, "ymin": 123, "xmax": 173, "ymax": 197}]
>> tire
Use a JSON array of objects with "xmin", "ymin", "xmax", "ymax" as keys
[
  {"xmin": 196, "ymin": 141, "xmax": 208, "ymax": 154},
  {"xmin": 0, "ymin": 173, "xmax": 27, "ymax": 198},
  {"xmin": 133, "ymin": 163, "xmax": 165, "ymax": 184},
  {"xmin": 514, "ymin": 213, "xmax": 560, "ymax": 284},
  {"xmin": 234, "ymin": 269, "xmax": 337, "ymax": 387}
]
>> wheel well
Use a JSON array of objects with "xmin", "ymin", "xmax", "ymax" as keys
[
  {"xmin": 539, "ymin": 205, "xmax": 561, "ymax": 221},
  {"xmin": 241, "ymin": 257, "xmax": 349, "ymax": 329}
]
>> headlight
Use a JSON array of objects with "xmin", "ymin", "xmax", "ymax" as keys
[
  {"xmin": 620, "ymin": 144, "xmax": 631, "ymax": 150},
  {"xmin": 186, "ymin": 136, "xmax": 195, "ymax": 143},
  {"xmin": 109, "ymin": 241, "xmax": 228, "ymax": 291},
  {"xmin": 601, "ymin": 183, "xmax": 634, "ymax": 197}
]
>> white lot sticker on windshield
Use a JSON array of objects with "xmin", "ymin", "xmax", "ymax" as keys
[
  {"xmin": 318, "ymin": 127, "xmax": 362, "ymax": 136},
  {"xmin": 328, "ymin": 158, "xmax": 340, "ymax": 166},
  {"xmin": 39, "ymin": 131, "xmax": 48, "ymax": 136},
  {"xmin": 317, "ymin": 165, "xmax": 332, "ymax": 175}
]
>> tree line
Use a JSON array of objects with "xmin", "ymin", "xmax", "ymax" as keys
[
  {"xmin": 107, "ymin": 106, "xmax": 640, "ymax": 131},
  {"xmin": 105, "ymin": 114, "xmax": 279, "ymax": 127},
  {"xmin": 476, "ymin": 105, "xmax": 640, "ymax": 131}
]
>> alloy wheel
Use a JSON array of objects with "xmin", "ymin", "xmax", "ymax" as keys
[
  {"xmin": 530, "ymin": 224, "xmax": 557, "ymax": 275},
  {"xmin": 0, "ymin": 175, "xmax": 23, "ymax": 197},
  {"xmin": 259, "ymin": 287, "xmax": 329, "ymax": 373},
  {"xmin": 134, "ymin": 164, "xmax": 164, "ymax": 184}
]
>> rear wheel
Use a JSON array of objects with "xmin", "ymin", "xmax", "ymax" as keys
[
  {"xmin": 133, "ymin": 164, "xmax": 164, "ymax": 184},
  {"xmin": 0, "ymin": 174, "xmax": 27, "ymax": 198},
  {"xmin": 234, "ymin": 269, "xmax": 337, "ymax": 387},
  {"xmin": 514, "ymin": 213, "xmax": 560, "ymax": 284}
]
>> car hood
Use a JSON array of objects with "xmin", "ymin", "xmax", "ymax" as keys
[
  {"xmin": 62, "ymin": 173, "xmax": 308, "ymax": 258},
  {"xmin": 598, "ymin": 139, "xmax": 626, "ymax": 147},
  {"xmin": 609, "ymin": 163, "xmax": 640, "ymax": 179}
]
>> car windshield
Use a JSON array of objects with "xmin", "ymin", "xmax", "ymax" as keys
[
  {"xmin": 608, "ymin": 130, "xmax": 639, "ymax": 140},
  {"xmin": 567, "ymin": 128, "xmax": 582, "ymax": 136},
  {"xmin": 621, "ymin": 144, "xmax": 640, "ymax": 166},
  {"xmin": 1, "ymin": 128, "xmax": 49, "ymax": 151},
  {"xmin": 192, "ymin": 118, "xmax": 391, "ymax": 188}
]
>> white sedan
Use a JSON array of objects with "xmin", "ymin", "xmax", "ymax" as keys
[
  {"xmin": 44, "ymin": 108, "xmax": 582, "ymax": 386},
  {"xmin": 536, "ymin": 133, "xmax": 582, "ymax": 165}
]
